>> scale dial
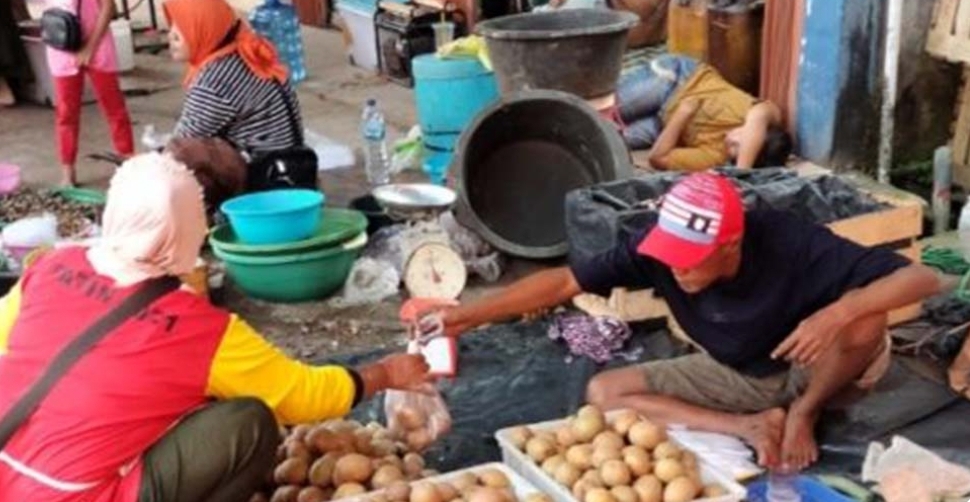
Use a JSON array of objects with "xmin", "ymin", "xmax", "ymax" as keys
[{"xmin": 404, "ymin": 242, "xmax": 467, "ymax": 299}]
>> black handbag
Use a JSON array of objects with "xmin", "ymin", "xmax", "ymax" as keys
[
  {"xmin": 245, "ymin": 81, "xmax": 319, "ymax": 192},
  {"xmin": 41, "ymin": 0, "xmax": 83, "ymax": 52},
  {"xmin": 0, "ymin": 277, "xmax": 180, "ymax": 452}
]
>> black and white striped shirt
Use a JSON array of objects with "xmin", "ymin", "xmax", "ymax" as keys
[{"xmin": 174, "ymin": 54, "xmax": 303, "ymax": 155}]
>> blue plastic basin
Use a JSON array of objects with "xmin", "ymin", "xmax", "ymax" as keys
[{"xmin": 221, "ymin": 189, "xmax": 325, "ymax": 245}]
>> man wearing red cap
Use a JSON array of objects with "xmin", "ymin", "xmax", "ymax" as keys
[{"xmin": 437, "ymin": 173, "xmax": 940, "ymax": 471}]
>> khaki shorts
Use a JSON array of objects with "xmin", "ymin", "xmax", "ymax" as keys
[{"xmin": 640, "ymin": 338, "xmax": 892, "ymax": 413}]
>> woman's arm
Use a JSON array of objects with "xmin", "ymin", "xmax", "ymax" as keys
[{"xmin": 206, "ymin": 316, "xmax": 429, "ymax": 425}]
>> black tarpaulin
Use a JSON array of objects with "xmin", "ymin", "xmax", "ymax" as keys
[{"xmin": 321, "ymin": 320, "xmax": 970, "ymax": 473}]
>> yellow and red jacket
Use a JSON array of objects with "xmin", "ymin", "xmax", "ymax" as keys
[{"xmin": 0, "ymin": 247, "xmax": 360, "ymax": 502}]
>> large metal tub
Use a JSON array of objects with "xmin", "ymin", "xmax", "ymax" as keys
[
  {"xmin": 454, "ymin": 90, "xmax": 632, "ymax": 259},
  {"xmin": 477, "ymin": 9, "xmax": 638, "ymax": 99}
]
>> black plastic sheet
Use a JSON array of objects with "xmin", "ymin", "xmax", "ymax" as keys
[
  {"xmin": 564, "ymin": 168, "xmax": 888, "ymax": 264},
  {"xmin": 321, "ymin": 319, "xmax": 970, "ymax": 473}
]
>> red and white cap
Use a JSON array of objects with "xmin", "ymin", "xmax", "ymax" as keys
[{"xmin": 637, "ymin": 173, "xmax": 745, "ymax": 269}]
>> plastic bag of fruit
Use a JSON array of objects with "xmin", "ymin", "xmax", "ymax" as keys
[{"xmin": 384, "ymin": 379, "xmax": 451, "ymax": 452}]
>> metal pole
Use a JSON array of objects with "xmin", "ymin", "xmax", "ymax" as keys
[{"xmin": 877, "ymin": 0, "xmax": 903, "ymax": 185}]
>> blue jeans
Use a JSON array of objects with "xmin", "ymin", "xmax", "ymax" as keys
[{"xmin": 617, "ymin": 55, "xmax": 698, "ymax": 149}]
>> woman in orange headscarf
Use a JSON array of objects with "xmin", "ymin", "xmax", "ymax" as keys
[{"xmin": 162, "ymin": 0, "xmax": 313, "ymax": 193}]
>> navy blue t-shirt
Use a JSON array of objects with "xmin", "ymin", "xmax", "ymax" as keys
[{"xmin": 570, "ymin": 210, "xmax": 911, "ymax": 377}]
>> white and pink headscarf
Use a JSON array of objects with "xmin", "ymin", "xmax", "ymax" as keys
[{"xmin": 87, "ymin": 153, "xmax": 207, "ymax": 286}]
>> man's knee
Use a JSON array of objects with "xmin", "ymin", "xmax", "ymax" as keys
[{"xmin": 839, "ymin": 313, "xmax": 887, "ymax": 351}]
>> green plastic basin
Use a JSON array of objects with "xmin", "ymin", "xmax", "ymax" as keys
[
  {"xmin": 209, "ymin": 208, "xmax": 367, "ymax": 256},
  {"xmin": 214, "ymin": 232, "xmax": 367, "ymax": 303}
]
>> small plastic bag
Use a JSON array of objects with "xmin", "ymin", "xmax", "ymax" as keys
[
  {"xmin": 391, "ymin": 126, "xmax": 424, "ymax": 174},
  {"xmin": 384, "ymin": 373, "xmax": 452, "ymax": 452}
]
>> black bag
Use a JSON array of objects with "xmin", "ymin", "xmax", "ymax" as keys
[
  {"xmin": 0, "ymin": 276, "xmax": 180, "ymax": 451},
  {"xmin": 245, "ymin": 81, "xmax": 319, "ymax": 192},
  {"xmin": 41, "ymin": 0, "xmax": 82, "ymax": 52}
]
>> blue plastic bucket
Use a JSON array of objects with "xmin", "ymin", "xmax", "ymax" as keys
[
  {"xmin": 422, "ymin": 146, "xmax": 453, "ymax": 185},
  {"xmin": 412, "ymin": 55, "xmax": 499, "ymax": 136},
  {"xmin": 221, "ymin": 189, "xmax": 325, "ymax": 245}
]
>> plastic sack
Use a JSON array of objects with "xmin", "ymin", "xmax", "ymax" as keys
[
  {"xmin": 2, "ymin": 213, "xmax": 58, "ymax": 249},
  {"xmin": 141, "ymin": 124, "xmax": 173, "ymax": 152},
  {"xmin": 329, "ymin": 258, "xmax": 401, "ymax": 308},
  {"xmin": 391, "ymin": 126, "xmax": 424, "ymax": 174},
  {"xmin": 439, "ymin": 211, "xmax": 505, "ymax": 282},
  {"xmin": 862, "ymin": 436, "xmax": 970, "ymax": 502},
  {"xmin": 384, "ymin": 344, "xmax": 452, "ymax": 452},
  {"xmin": 361, "ymin": 224, "xmax": 408, "ymax": 274}
]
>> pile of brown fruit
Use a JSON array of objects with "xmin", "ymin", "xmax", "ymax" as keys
[
  {"xmin": 252, "ymin": 419, "xmax": 435, "ymax": 502},
  {"xmin": 506, "ymin": 406, "xmax": 728, "ymax": 502},
  {"xmin": 363, "ymin": 466, "xmax": 553, "ymax": 502}
]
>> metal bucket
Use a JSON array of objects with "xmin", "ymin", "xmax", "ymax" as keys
[
  {"xmin": 454, "ymin": 90, "xmax": 632, "ymax": 258},
  {"xmin": 477, "ymin": 9, "xmax": 638, "ymax": 99}
]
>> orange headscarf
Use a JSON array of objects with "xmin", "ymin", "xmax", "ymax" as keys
[{"xmin": 162, "ymin": 0, "xmax": 288, "ymax": 87}]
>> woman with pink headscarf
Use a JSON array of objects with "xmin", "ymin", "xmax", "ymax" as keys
[{"xmin": 0, "ymin": 153, "xmax": 429, "ymax": 502}]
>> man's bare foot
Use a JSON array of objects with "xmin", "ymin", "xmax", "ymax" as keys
[
  {"xmin": 739, "ymin": 407, "xmax": 785, "ymax": 468},
  {"xmin": 781, "ymin": 407, "xmax": 819, "ymax": 471}
]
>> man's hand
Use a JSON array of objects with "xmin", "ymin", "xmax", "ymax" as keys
[
  {"xmin": 76, "ymin": 44, "xmax": 95, "ymax": 67},
  {"xmin": 439, "ymin": 306, "xmax": 476, "ymax": 338},
  {"xmin": 377, "ymin": 354, "xmax": 430, "ymax": 391},
  {"xmin": 772, "ymin": 305, "xmax": 851, "ymax": 366}
]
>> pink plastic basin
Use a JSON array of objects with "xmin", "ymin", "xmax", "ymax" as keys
[{"xmin": 0, "ymin": 164, "xmax": 21, "ymax": 195}]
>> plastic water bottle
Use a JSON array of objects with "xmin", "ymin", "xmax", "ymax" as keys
[
  {"xmin": 766, "ymin": 473, "xmax": 802, "ymax": 502},
  {"xmin": 361, "ymin": 99, "xmax": 390, "ymax": 186},
  {"xmin": 958, "ymin": 196, "xmax": 970, "ymax": 262},
  {"xmin": 249, "ymin": 0, "xmax": 307, "ymax": 83}
]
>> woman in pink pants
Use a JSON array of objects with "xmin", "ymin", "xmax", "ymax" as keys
[{"xmin": 46, "ymin": 0, "xmax": 134, "ymax": 186}]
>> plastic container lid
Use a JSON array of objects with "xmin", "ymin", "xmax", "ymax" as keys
[{"xmin": 412, "ymin": 54, "xmax": 493, "ymax": 80}]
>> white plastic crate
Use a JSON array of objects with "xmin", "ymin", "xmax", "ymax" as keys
[
  {"xmin": 494, "ymin": 413, "xmax": 747, "ymax": 502},
  {"xmin": 344, "ymin": 462, "xmax": 547, "ymax": 502}
]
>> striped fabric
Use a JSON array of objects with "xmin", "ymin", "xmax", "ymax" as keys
[{"xmin": 174, "ymin": 54, "xmax": 303, "ymax": 155}]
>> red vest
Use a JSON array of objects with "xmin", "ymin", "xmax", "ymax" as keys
[{"xmin": 0, "ymin": 247, "xmax": 229, "ymax": 502}]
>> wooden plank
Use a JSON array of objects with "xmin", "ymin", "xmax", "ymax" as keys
[
  {"xmin": 826, "ymin": 204, "xmax": 923, "ymax": 248},
  {"xmin": 927, "ymin": 0, "xmax": 959, "ymax": 57},
  {"xmin": 958, "ymin": 0, "xmax": 970, "ymax": 39},
  {"xmin": 927, "ymin": 0, "xmax": 970, "ymax": 64}
]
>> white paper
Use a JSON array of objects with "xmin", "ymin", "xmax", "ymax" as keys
[{"xmin": 421, "ymin": 336, "xmax": 456, "ymax": 375}]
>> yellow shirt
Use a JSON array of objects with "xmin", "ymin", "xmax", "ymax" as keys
[
  {"xmin": 0, "ymin": 280, "xmax": 358, "ymax": 425},
  {"xmin": 662, "ymin": 63, "xmax": 757, "ymax": 171}
]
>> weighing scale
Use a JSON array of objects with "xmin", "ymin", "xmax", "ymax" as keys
[
  {"xmin": 371, "ymin": 183, "xmax": 467, "ymax": 300},
  {"xmin": 373, "ymin": 183, "xmax": 466, "ymax": 377}
]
